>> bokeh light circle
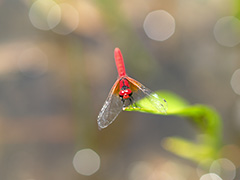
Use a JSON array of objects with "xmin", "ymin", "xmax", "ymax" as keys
[
  {"xmin": 17, "ymin": 47, "xmax": 48, "ymax": 78},
  {"xmin": 50, "ymin": 3, "xmax": 79, "ymax": 35},
  {"xmin": 73, "ymin": 148, "xmax": 100, "ymax": 176},
  {"xmin": 197, "ymin": 159, "xmax": 214, "ymax": 177},
  {"xmin": 143, "ymin": 10, "xmax": 175, "ymax": 41},
  {"xmin": 200, "ymin": 173, "xmax": 222, "ymax": 180},
  {"xmin": 29, "ymin": 1, "xmax": 79, "ymax": 34},
  {"xmin": 230, "ymin": 69, "xmax": 240, "ymax": 95},
  {"xmin": 29, "ymin": 0, "xmax": 60, "ymax": 30},
  {"xmin": 213, "ymin": 16, "xmax": 240, "ymax": 47},
  {"xmin": 209, "ymin": 158, "xmax": 236, "ymax": 180},
  {"xmin": 47, "ymin": 4, "xmax": 61, "ymax": 29}
]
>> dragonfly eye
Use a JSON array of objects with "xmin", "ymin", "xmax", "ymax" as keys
[
  {"xmin": 119, "ymin": 90, "xmax": 125, "ymax": 97},
  {"xmin": 125, "ymin": 89, "xmax": 132, "ymax": 95}
]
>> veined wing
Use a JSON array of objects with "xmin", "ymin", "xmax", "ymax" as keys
[
  {"xmin": 127, "ymin": 76, "xmax": 168, "ymax": 113},
  {"xmin": 97, "ymin": 79, "xmax": 123, "ymax": 129}
]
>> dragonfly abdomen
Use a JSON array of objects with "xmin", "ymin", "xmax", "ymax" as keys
[{"xmin": 114, "ymin": 48, "xmax": 126, "ymax": 77}]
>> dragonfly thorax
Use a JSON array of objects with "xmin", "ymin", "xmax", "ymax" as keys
[{"xmin": 119, "ymin": 78, "xmax": 132, "ymax": 99}]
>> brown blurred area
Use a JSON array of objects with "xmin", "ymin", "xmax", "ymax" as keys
[{"xmin": 0, "ymin": 0, "xmax": 239, "ymax": 180}]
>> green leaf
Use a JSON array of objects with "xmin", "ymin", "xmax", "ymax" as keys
[
  {"xmin": 124, "ymin": 91, "xmax": 189, "ymax": 114},
  {"xmin": 124, "ymin": 91, "xmax": 222, "ymax": 164}
]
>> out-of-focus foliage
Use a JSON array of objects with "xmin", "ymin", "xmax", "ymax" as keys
[{"xmin": 234, "ymin": 0, "xmax": 240, "ymax": 18}]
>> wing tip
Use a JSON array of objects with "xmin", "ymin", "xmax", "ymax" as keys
[{"xmin": 97, "ymin": 119, "xmax": 109, "ymax": 130}]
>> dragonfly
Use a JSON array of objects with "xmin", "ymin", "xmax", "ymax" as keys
[{"xmin": 97, "ymin": 48, "xmax": 167, "ymax": 129}]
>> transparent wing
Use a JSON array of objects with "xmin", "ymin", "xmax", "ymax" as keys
[
  {"xmin": 97, "ymin": 79, "xmax": 123, "ymax": 129},
  {"xmin": 127, "ymin": 76, "xmax": 168, "ymax": 113}
]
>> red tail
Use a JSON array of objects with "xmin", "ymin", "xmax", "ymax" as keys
[{"xmin": 114, "ymin": 48, "xmax": 126, "ymax": 77}]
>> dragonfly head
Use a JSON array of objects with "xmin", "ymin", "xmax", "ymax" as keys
[{"xmin": 119, "ymin": 89, "xmax": 132, "ymax": 99}]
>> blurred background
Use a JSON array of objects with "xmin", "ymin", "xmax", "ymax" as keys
[{"xmin": 0, "ymin": 0, "xmax": 240, "ymax": 179}]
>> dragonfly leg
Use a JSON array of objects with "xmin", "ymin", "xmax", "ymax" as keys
[
  {"xmin": 121, "ymin": 97, "xmax": 126, "ymax": 108},
  {"xmin": 129, "ymin": 96, "xmax": 141, "ymax": 109}
]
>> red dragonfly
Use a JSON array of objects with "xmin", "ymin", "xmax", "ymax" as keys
[{"xmin": 97, "ymin": 48, "xmax": 167, "ymax": 129}]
